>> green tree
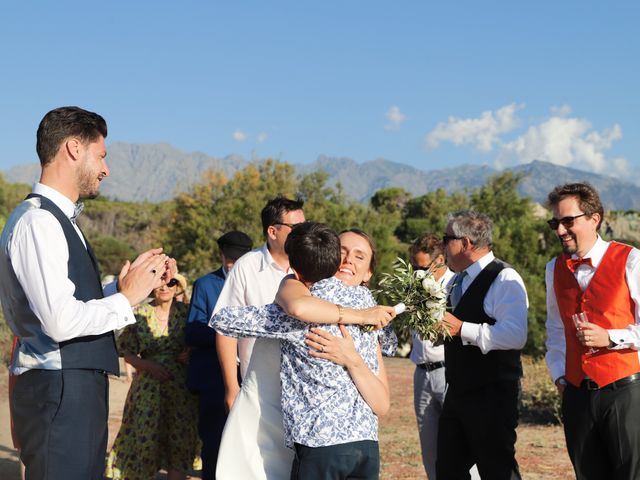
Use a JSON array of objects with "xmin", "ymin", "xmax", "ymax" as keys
[
  {"xmin": 168, "ymin": 160, "xmax": 299, "ymax": 277},
  {"xmin": 469, "ymin": 171, "xmax": 559, "ymax": 357},
  {"xmin": 396, "ymin": 189, "xmax": 469, "ymax": 242}
]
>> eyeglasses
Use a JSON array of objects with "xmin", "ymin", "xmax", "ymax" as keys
[
  {"xmin": 273, "ymin": 222, "xmax": 302, "ymax": 229},
  {"xmin": 166, "ymin": 278, "xmax": 179, "ymax": 288},
  {"xmin": 442, "ymin": 235, "xmax": 463, "ymax": 244},
  {"xmin": 547, "ymin": 213, "xmax": 587, "ymax": 230}
]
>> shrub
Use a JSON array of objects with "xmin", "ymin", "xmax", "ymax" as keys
[{"xmin": 520, "ymin": 355, "xmax": 562, "ymax": 424}]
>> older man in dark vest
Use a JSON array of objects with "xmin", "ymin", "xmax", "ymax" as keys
[
  {"xmin": 437, "ymin": 210, "xmax": 528, "ymax": 479},
  {"xmin": 0, "ymin": 106, "xmax": 174, "ymax": 480}
]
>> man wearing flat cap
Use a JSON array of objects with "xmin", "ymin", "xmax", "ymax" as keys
[{"xmin": 185, "ymin": 230, "xmax": 253, "ymax": 480}]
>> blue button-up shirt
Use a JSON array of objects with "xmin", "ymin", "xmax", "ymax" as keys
[{"xmin": 211, "ymin": 276, "xmax": 396, "ymax": 448}]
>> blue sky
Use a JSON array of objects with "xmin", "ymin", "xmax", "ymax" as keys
[{"xmin": 1, "ymin": 1, "xmax": 638, "ymax": 181}]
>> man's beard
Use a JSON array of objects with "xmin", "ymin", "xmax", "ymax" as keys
[
  {"xmin": 76, "ymin": 164, "xmax": 101, "ymax": 200},
  {"xmin": 559, "ymin": 235, "xmax": 577, "ymax": 255}
]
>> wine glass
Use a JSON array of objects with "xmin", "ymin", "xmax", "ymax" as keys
[{"xmin": 572, "ymin": 312, "xmax": 597, "ymax": 355}]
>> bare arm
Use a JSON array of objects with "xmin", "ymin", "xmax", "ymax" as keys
[
  {"xmin": 275, "ymin": 277, "xmax": 394, "ymax": 329},
  {"xmin": 216, "ymin": 333, "xmax": 241, "ymax": 413},
  {"xmin": 306, "ymin": 325, "xmax": 390, "ymax": 416},
  {"xmin": 122, "ymin": 353, "xmax": 173, "ymax": 382}
]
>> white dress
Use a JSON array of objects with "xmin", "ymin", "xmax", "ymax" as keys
[{"xmin": 216, "ymin": 337, "xmax": 294, "ymax": 479}]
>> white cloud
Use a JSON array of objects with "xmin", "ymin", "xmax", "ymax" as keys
[
  {"xmin": 425, "ymin": 103, "xmax": 523, "ymax": 152},
  {"xmin": 496, "ymin": 117, "xmax": 627, "ymax": 175},
  {"xmin": 385, "ymin": 105, "xmax": 406, "ymax": 131},
  {"xmin": 233, "ymin": 130, "xmax": 247, "ymax": 142},
  {"xmin": 257, "ymin": 132, "xmax": 268, "ymax": 143},
  {"xmin": 425, "ymin": 103, "xmax": 628, "ymax": 178}
]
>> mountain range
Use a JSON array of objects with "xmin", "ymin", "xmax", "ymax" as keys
[{"xmin": 4, "ymin": 142, "xmax": 639, "ymax": 210}]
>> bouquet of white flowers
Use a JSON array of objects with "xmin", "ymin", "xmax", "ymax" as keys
[{"xmin": 375, "ymin": 257, "xmax": 450, "ymax": 342}]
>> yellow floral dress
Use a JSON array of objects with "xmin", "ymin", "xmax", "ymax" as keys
[{"xmin": 105, "ymin": 302, "xmax": 199, "ymax": 480}]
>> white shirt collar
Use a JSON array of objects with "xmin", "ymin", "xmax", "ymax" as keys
[
  {"xmin": 573, "ymin": 235, "xmax": 608, "ymax": 269},
  {"xmin": 33, "ymin": 183, "xmax": 77, "ymax": 220},
  {"xmin": 258, "ymin": 243, "xmax": 291, "ymax": 274},
  {"xmin": 463, "ymin": 250, "xmax": 495, "ymax": 283}
]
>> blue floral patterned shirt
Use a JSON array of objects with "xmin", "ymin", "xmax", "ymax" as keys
[{"xmin": 211, "ymin": 276, "xmax": 397, "ymax": 448}]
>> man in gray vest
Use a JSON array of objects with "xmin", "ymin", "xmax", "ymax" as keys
[
  {"xmin": 437, "ymin": 210, "xmax": 528, "ymax": 479},
  {"xmin": 0, "ymin": 106, "xmax": 174, "ymax": 480}
]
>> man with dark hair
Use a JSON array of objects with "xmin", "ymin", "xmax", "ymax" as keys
[
  {"xmin": 0, "ymin": 106, "xmax": 173, "ymax": 479},
  {"xmin": 437, "ymin": 210, "xmax": 528, "ymax": 479},
  {"xmin": 545, "ymin": 182, "xmax": 640, "ymax": 479},
  {"xmin": 185, "ymin": 230, "xmax": 253, "ymax": 480},
  {"xmin": 408, "ymin": 234, "xmax": 454, "ymax": 479},
  {"xmin": 212, "ymin": 222, "xmax": 395, "ymax": 480},
  {"xmin": 213, "ymin": 195, "xmax": 305, "ymax": 478}
]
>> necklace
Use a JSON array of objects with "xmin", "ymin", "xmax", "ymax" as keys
[{"xmin": 155, "ymin": 310, "xmax": 170, "ymax": 335}]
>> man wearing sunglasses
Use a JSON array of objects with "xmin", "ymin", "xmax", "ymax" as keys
[
  {"xmin": 213, "ymin": 195, "xmax": 305, "ymax": 479},
  {"xmin": 437, "ymin": 210, "xmax": 528, "ymax": 480},
  {"xmin": 545, "ymin": 182, "xmax": 640, "ymax": 479}
]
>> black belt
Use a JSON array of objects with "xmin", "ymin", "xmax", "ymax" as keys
[
  {"xmin": 417, "ymin": 361, "xmax": 445, "ymax": 372},
  {"xmin": 579, "ymin": 373, "xmax": 640, "ymax": 391}
]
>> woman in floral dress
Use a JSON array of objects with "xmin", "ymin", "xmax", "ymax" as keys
[{"xmin": 105, "ymin": 277, "xmax": 198, "ymax": 480}]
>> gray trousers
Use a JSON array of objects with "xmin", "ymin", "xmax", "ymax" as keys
[{"xmin": 414, "ymin": 365, "xmax": 447, "ymax": 479}]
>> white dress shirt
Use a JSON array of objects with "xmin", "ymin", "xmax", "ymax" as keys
[
  {"xmin": 212, "ymin": 243, "xmax": 292, "ymax": 378},
  {"xmin": 545, "ymin": 236, "xmax": 640, "ymax": 382},
  {"xmin": 1, "ymin": 183, "xmax": 135, "ymax": 374},
  {"xmin": 452, "ymin": 251, "xmax": 529, "ymax": 354},
  {"xmin": 410, "ymin": 268, "xmax": 455, "ymax": 364}
]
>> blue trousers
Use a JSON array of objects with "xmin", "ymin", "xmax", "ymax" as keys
[
  {"xmin": 197, "ymin": 390, "xmax": 227, "ymax": 480},
  {"xmin": 290, "ymin": 440, "xmax": 379, "ymax": 480},
  {"xmin": 11, "ymin": 369, "xmax": 109, "ymax": 480}
]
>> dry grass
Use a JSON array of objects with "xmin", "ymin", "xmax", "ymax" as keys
[{"xmin": 379, "ymin": 357, "xmax": 574, "ymax": 479}]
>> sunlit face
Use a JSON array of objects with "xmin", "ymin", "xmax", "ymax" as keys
[
  {"xmin": 77, "ymin": 136, "xmax": 109, "ymax": 199},
  {"xmin": 412, "ymin": 251, "xmax": 434, "ymax": 270},
  {"xmin": 552, "ymin": 196, "xmax": 600, "ymax": 257},
  {"xmin": 335, "ymin": 231, "xmax": 373, "ymax": 286},
  {"xmin": 153, "ymin": 281, "xmax": 177, "ymax": 302},
  {"xmin": 443, "ymin": 225, "xmax": 466, "ymax": 273},
  {"xmin": 269, "ymin": 209, "xmax": 306, "ymax": 251}
]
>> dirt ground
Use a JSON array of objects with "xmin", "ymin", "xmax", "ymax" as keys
[{"xmin": 0, "ymin": 357, "xmax": 574, "ymax": 479}]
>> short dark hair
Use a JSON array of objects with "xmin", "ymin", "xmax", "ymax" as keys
[
  {"xmin": 410, "ymin": 233, "xmax": 444, "ymax": 261},
  {"xmin": 36, "ymin": 106, "xmax": 108, "ymax": 166},
  {"xmin": 285, "ymin": 222, "xmax": 341, "ymax": 284},
  {"xmin": 261, "ymin": 195, "xmax": 304, "ymax": 237},
  {"xmin": 547, "ymin": 182, "xmax": 604, "ymax": 230},
  {"xmin": 339, "ymin": 228, "xmax": 377, "ymax": 278}
]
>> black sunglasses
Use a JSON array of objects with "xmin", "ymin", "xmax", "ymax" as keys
[
  {"xmin": 273, "ymin": 222, "xmax": 303, "ymax": 229},
  {"xmin": 167, "ymin": 278, "xmax": 179, "ymax": 288},
  {"xmin": 442, "ymin": 235, "xmax": 463, "ymax": 244},
  {"xmin": 547, "ymin": 213, "xmax": 587, "ymax": 230}
]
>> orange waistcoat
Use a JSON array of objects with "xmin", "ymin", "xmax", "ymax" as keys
[{"xmin": 553, "ymin": 241, "xmax": 640, "ymax": 387}]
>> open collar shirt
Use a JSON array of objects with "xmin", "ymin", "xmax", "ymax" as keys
[
  {"xmin": 1, "ymin": 183, "xmax": 134, "ymax": 374},
  {"xmin": 211, "ymin": 276, "xmax": 397, "ymax": 448},
  {"xmin": 545, "ymin": 236, "xmax": 640, "ymax": 382},
  {"xmin": 212, "ymin": 243, "xmax": 293, "ymax": 378}
]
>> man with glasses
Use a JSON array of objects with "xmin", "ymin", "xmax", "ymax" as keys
[
  {"xmin": 213, "ymin": 195, "xmax": 304, "ymax": 479},
  {"xmin": 437, "ymin": 210, "xmax": 528, "ymax": 479},
  {"xmin": 408, "ymin": 234, "xmax": 453, "ymax": 479},
  {"xmin": 545, "ymin": 182, "xmax": 640, "ymax": 479}
]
